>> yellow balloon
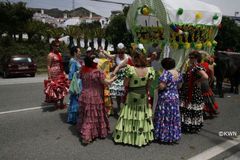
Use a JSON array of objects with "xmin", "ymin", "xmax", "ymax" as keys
[
  {"xmin": 195, "ymin": 12, "xmax": 203, "ymax": 19},
  {"xmin": 184, "ymin": 42, "xmax": 190, "ymax": 49},
  {"xmin": 172, "ymin": 42, "xmax": 179, "ymax": 49},
  {"xmin": 142, "ymin": 7, "xmax": 150, "ymax": 16},
  {"xmin": 195, "ymin": 42, "xmax": 203, "ymax": 49},
  {"xmin": 206, "ymin": 41, "xmax": 212, "ymax": 48}
]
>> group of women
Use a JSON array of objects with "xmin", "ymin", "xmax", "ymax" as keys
[{"xmin": 44, "ymin": 40, "xmax": 219, "ymax": 147}]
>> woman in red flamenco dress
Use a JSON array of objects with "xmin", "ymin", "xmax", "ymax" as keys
[
  {"xmin": 44, "ymin": 40, "xmax": 69, "ymax": 109},
  {"xmin": 200, "ymin": 54, "xmax": 219, "ymax": 118}
]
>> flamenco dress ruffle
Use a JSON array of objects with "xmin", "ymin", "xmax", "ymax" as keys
[
  {"xmin": 68, "ymin": 73, "xmax": 82, "ymax": 124},
  {"xmin": 113, "ymin": 92, "xmax": 154, "ymax": 147},
  {"xmin": 201, "ymin": 80, "xmax": 219, "ymax": 116},
  {"xmin": 77, "ymin": 89, "xmax": 110, "ymax": 142},
  {"xmin": 44, "ymin": 75, "xmax": 69, "ymax": 102},
  {"xmin": 77, "ymin": 69, "xmax": 110, "ymax": 142}
]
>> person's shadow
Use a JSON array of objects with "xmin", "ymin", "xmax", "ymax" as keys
[
  {"xmin": 59, "ymin": 112, "xmax": 89, "ymax": 146},
  {"xmin": 41, "ymin": 101, "xmax": 57, "ymax": 112}
]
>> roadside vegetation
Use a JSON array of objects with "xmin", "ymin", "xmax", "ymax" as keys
[{"xmin": 0, "ymin": 2, "xmax": 239, "ymax": 73}]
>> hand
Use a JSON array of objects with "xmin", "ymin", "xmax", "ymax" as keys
[
  {"xmin": 110, "ymin": 72, "xmax": 116, "ymax": 78},
  {"xmin": 111, "ymin": 76, "xmax": 117, "ymax": 82},
  {"xmin": 151, "ymin": 52, "xmax": 157, "ymax": 60}
]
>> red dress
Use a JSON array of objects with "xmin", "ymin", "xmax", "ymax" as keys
[
  {"xmin": 200, "ymin": 62, "xmax": 218, "ymax": 116},
  {"xmin": 77, "ymin": 67, "xmax": 110, "ymax": 142},
  {"xmin": 44, "ymin": 52, "xmax": 69, "ymax": 102}
]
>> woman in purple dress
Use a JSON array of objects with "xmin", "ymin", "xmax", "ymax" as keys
[{"xmin": 154, "ymin": 58, "xmax": 183, "ymax": 143}]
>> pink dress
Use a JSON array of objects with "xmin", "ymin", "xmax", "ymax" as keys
[
  {"xmin": 44, "ymin": 52, "xmax": 69, "ymax": 102},
  {"xmin": 48, "ymin": 52, "xmax": 64, "ymax": 80},
  {"xmin": 77, "ymin": 68, "xmax": 110, "ymax": 142}
]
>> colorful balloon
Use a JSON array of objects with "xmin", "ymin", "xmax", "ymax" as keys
[
  {"xmin": 195, "ymin": 12, "xmax": 203, "ymax": 20},
  {"xmin": 177, "ymin": 8, "xmax": 183, "ymax": 15}
]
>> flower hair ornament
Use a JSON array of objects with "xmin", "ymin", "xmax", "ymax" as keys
[{"xmin": 136, "ymin": 43, "xmax": 146, "ymax": 55}]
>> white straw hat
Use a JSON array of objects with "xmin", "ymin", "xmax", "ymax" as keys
[
  {"xmin": 93, "ymin": 58, "xmax": 99, "ymax": 63},
  {"xmin": 117, "ymin": 43, "xmax": 125, "ymax": 49},
  {"xmin": 87, "ymin": 47, "xmax": 92, "ymax": 51},
  {"xmin": 138, "ymin": 43, "xmax": 145, "ymax": 50}
]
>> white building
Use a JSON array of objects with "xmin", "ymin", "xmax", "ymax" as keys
[
  {"xmin": 32, "ymin": 9, "xmax": 60, "ymax": 27},
  {"xmin": 59, "ymin": 15, "xmax": 108, "ymax": 28}
]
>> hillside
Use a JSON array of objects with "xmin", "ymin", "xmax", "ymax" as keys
[{"xmin": 31, "ymin": 7, "xmax": 100, "ymax": 18}]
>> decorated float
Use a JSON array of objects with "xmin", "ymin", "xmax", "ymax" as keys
[{"xmin": 126, "ymin": 0, "xmax": 222, "ymax": 69}]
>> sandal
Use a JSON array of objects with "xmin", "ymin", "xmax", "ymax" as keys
[
  {"xmin": 59, "ymin": 104, "xmax": 67, "ymax": 109},
  {"xmin": 82, "ymin": 139, "xmax": 91, "ymax": 145}
]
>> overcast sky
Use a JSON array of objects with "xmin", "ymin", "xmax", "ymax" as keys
[{"xmin": 7, "ymin": 0, "xmax": 240, "ymax": 17}]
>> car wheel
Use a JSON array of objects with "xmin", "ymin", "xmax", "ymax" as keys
[
  {"xmin": 3, "ymin": 71, "xmax": 8, "ymax": 78},
  {"xmin": 30, "ymin": 73, "xmax": 35, "ymax": 77}
]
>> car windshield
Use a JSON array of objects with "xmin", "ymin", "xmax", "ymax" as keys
[{"xmin": 11, "ymin": 57, "xmax": 32, "ymax": 63}]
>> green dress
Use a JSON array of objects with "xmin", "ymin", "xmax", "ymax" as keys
[{"xmin": 113, "ymin": 65, "xmax": 155, "ymax": 147}]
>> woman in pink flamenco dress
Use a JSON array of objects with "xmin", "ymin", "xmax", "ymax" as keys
[{"xmin": 77, "ymin": 55, "xmax": 115, "ymax": 144}]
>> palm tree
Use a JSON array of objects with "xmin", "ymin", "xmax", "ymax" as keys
[
  {"xmin": 50, "ymin": 27, "xmax": 64, "ymax": 40},
  {"xmin": 0, "ymin": 2, "xmax": 11, "ymax": 39},
  {"xmin": 41, "ymin": 23, "xmax": 54, "ymax": 43},
  {"xmin": 95, "ymin": 27, "xmax": 104, "ymax": 49},
  {"xmin": 64, "ymin": 25, "xmax": 77, "ymax": 48},
  {"xmin": 24, "ymin": 20, "xmax": 44, "ymax": 42},
  {"xmin": 75, "ymin": 25, "xmax": 84, "ymax": 48},
  {"xmin": 14, "ymin": 2, "xmax": 33, "ymax": 41},
  {"xmin": 80, "ymin": 23, "xmax": 89, "ymax": 49}
]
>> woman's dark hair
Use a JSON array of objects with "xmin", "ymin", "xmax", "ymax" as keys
[
  {"xmin": 84, "ymin": 55, "xmax": 95, "ymax": 68},
  {"xmin": 70, "ymin": 46, "xmax": 78, "ymax": 57},
  {"xmin": 161, "ymin": 57, "xmax": 176, "ymax": 70},
  {"xmin": 189, "ymin": 50, "xmax": 202, "ymax": 63},
  {"xmin": 132, "ymin": 50, "xmax": 148, "ymax": 67},
  {"xmin": 50, "ymin": 39, "xmax": 60, "ymax": 51}
]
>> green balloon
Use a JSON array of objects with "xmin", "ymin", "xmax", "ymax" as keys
[
  {"xmin": 213, "ymin": 14, "xmax": 219, "ymax": 20},
  {"xmin": 177, "ymin": 8, "xmax": 183, "ymax": 15}
]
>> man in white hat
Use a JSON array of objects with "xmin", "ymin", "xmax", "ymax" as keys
[
  {"xmin": 117, "ymin": 43, "xmax": 125, "ymax": 50},
  {"xmin": 99, "ymin": 42, "xmax": 130, "ymax": 115}
]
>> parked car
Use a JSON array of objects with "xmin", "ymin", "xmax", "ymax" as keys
[{"xmin": 0, "ymin": 55, "xmax": 37, "ymax": 78}]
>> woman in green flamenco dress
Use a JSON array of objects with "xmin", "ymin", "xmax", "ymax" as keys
[{"xmin": 113, "ymin": 48, "xmax": 155, "ymax": 147}]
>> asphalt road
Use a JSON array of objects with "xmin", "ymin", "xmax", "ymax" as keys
[{"xmin": 0, "ymin": 75, "xmax": 239, "ymax": 160}]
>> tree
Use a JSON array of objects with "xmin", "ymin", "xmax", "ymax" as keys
[
  {"xmin": 40, "ymin": 23, "xmax": 55, "ymax": 43},
  {"xmin": 24, "ymin": 20, "xmax": 45, "ymax": 42},
  {"xmin": 0, "ymin": 2, "xmax": 11, "ymax": 38},
  {"xmin": 0, "ymin": 2, "xmax": 33, "ymax": 41},
  {"xmin": 14, "ymin": 2, "xmax": 33, "ymax": 41},
  {"xmin": 49, "ymin": 27, "xmax": 64, "ymax": 40},
  {"xmin": 76, "ymin": 25, "xmax": 84, "ymax": 48},
  {"xmin": 95, "ymin": 27, "xmax": 105, "ymax": 49},
  {"xmin": 216, "ymin": 16, "xmax": 240, "ymax": 52},
  {"xmin": 64, "ymin": 26, "xmax": 77, "ymax": 48},
  {"xmin": 105, "ymin": 13, "xmax": 133, "ymax": 49},
  {"xmin": 80, "ymin": 23, "xmax": 90, "ymax": 49}
]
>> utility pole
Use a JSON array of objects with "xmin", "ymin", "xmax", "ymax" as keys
[{"xmin": 72, "ymin": 0, "xmax": 75, "ymax": 10}]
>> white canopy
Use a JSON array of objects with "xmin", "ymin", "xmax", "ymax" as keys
[
  {"xmin": 128, "ymin": 0, "xmax": 222, "ymax": 27},
  {"xmin": 162, "ymin": 0, "xmax": 222, "ymax": 25}
]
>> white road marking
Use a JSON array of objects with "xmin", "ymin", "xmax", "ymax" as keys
[
  {"xmin": 224, "ymin": 151, "xmax": 240, "ymax": 160},
  {"xmin": 0, "ymin": 106, "xmax": 54, "ymax": 115},
  {"xmin": 188, "ymin": 136, "xmax": 240, "ymax": 160}
]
